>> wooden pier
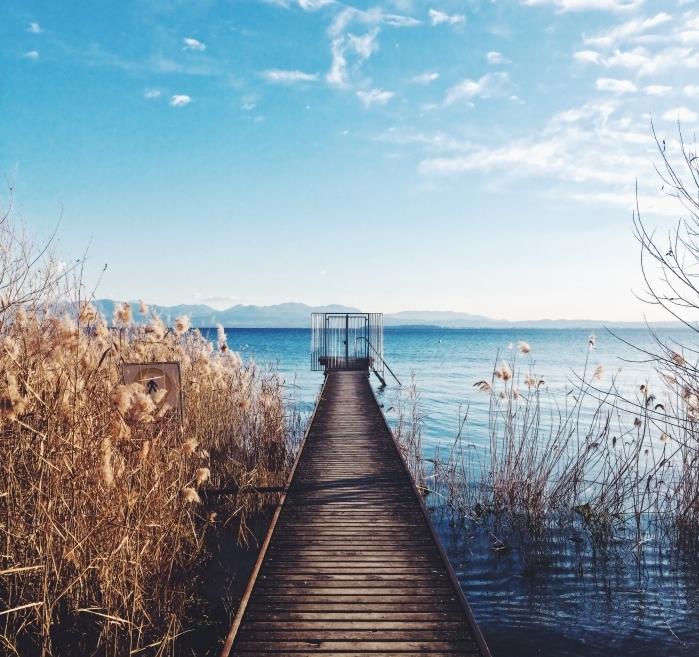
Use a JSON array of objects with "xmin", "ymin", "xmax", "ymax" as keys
[{"xmin": 222, "ymin": 370, "xmax": 490, "ymax": 656}]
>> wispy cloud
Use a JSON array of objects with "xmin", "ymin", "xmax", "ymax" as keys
[
  {"xmin": 240, "ymin": 94, "xmax": 258, "ymax": 111},
  {"xmin": 411, "ymin": 71, "xmax": 439, "ymax": 84},
  {"xmin": 27, "ymin": 22, "xmax": 42, "ymax": 34},
  {"xmin": 183, "ymin": 37, "xmax": 206, "ymax": 51},
  {"xmin": 574, "ymin": 46, "xmax": 699, "ymax": 76},
  {"xmin": 329, "ymin": 7, "xmax": 419, "ymax": 35},
  {"xmin": 419, "ymin": 126, "xmax": 647, "ymax": 187},
  {"xmin": 261, "ymin": 69, "xmax": 319, "ymax": 83},
  {"xmin": 327, "ymin": 25, "xmax": 379, "ymax": 88},
  {"xmin": 662, "ymin": 106, "xmax": 698, "ymax": 122},
  {"xmin": 429, "ymin": 9, "xmax": 466, "ymax": 26},
  {"xmin": 347, "ymin": 29, "xmax": 380, "ymax": 59},
  {"xmin": 644, "ymin": 84, "xmax": 671, "ymax": 95},
  {"xmin": 573, "ymin": 11, "xmax": 699, "ymax": 77},
  {"xmin": 412, "ymin": 100, "xmax": 679, "ymax": 214},
  {"xmin": 684, "ymin": 84, "xmax": 699, "ymax": 97},
  {"xmin": 595, "ymin": 77, "xmax": 637, "ymax": 93},
  {"xmin": 324, "ymin": 6, "xmax": 419, "ymax": 88},
  {"xmin": 298, "ymin": 0, "xmax": 334, "ymax": 9},
  {"xmin": 445, "ymin": 73, "xmax": 508, "ymax": 105},
  {"xmin": 327, "ymin": 38, "xmax": 349, "ymax": 86},
  {"xmin": 357, "ymin": 88, "xmax": 394, "ymax": 107},
  {"xmin": 383, "ymin": 14, "xmax": 421, "ymax": 27},
  {"xmin": 521, "ymin": 0, "xmax": 643, "ymax": 12},
  {"xmin": 486, "ymin": 51, "xmax": 510, "ymax": 64},
  {"xmin": 22, "ymin": 51, "xmax": 39, "ymax": 60},
  {"xmin": 574, "ymin": 50, "xmax": 602, "ymax": 63},
  {"xmin": 144, "ymin": 89, "xmax": 162, "ymax": 99},
  {"xmin": 170, "ymin": 94, "xmax": 192, "ymax": 107},
  {"xmin": 583, "ymin": 13, "xmax": 673, "ymax": 49}
]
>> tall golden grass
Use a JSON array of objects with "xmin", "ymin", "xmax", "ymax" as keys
[{"xmin": 0, "ymin": 199, "xmax": 293, "ymax": 656}]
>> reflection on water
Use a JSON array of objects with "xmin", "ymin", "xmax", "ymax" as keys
[
  {"xmin": 209, "ymin": 327, "xmax": 699, "ymax": 657},
  {"xmin": 433, "ymin": 510, "xmax": 699, "ymax": 657}
]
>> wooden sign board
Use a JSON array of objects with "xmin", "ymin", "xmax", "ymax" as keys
[{"xmin": 121, "ymin": 362, "xmax": 182, "ymax": 416}]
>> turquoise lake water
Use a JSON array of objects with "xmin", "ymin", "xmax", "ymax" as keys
[{"xmin": 205, "ymin": 326, "xmax": 699, "ymax": 657}]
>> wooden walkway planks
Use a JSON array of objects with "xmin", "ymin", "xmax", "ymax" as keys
[{"xmin": 222, "ymin": 370, "xmax": 490, "ymax": 657}]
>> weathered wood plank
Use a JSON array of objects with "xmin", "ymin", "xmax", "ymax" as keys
[{"xmin": 221, "ymin": 371, "xmax": 489, "ymax": 657}]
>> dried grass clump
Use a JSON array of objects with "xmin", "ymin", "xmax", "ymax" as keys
[
  {"xmin": 392, "ymin": 374, "xmax": 427, "ymax": 492},
  {"xmin": 427, "ymin": 336, "xmax": 699, "ymax": 555},
  {"xmin": 0, "ymin": 197, "xmax": 294, "ymax": 656}
]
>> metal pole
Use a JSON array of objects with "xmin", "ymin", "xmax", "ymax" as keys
[
  {"xmin": 365, "ymin": 315, "xmax": 369, "ymax": 361},
  {"xmin": 345, "ymin": 313, "xmax": 349, "ymax": 367}
]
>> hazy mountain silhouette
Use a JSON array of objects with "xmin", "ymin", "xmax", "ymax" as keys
[{"xmin": 93, "ymin": 300, "xmax": 680, "ymax": 329}]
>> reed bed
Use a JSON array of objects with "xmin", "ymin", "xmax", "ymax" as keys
[
  {"xmin": 0, "ymin": 200, "xmax": 296, "ymax": 656},
  {"xmin": 410, "ymin": 340, "xmax": 699, "ymax": 557},
  {"xmin": 0, "ymin": 305, "xmax": 295, "ymax": 656}
]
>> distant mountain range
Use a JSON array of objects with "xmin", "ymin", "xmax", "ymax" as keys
[{"xmin": 92, "ymin": 300, "xmax": 681, "ymax": 329}]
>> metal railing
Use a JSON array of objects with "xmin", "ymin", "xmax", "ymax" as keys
[
  {"xmin": 354, "ymin": 336, "xmax": 401, "ymax": 386},
  {"xmin": 311, "ymin": 312, "xmax": 383, "ymax": 374}
]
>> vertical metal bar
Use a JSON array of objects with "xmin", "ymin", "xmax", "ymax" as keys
[{"xmin": 344, "ymin": 313, "xmax": 349, "ymax": 368}]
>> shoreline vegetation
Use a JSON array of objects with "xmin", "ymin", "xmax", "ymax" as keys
[
  {"xmin": 393, "ymin": 343, "xmax": 699, "ymax": 562},
  {"xmin": 389, "ymin": 128, "xmax": 699, "ymax": 584},
  {"xmin": 0, "ymin": 196, "xmax": 301, "ymax": 655}
]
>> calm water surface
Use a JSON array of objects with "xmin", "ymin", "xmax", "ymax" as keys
[{"xmin": 210, "ymin": 327, "xmax": 699, "ymax": 657}]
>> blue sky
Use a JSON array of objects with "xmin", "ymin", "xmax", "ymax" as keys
[{"xmin": 2, "ymin": 0, "xmax": 697, "ymax": 320}]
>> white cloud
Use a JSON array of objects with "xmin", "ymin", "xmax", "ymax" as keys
[
  {"xmin": 22, "ymin": 51, "xmax": 39, "ymax": 60},
  {"xmin": 357, "ymin": 88, "xmax": 394, "ymax": 107},
  {"xmin": 327, "ymin": 38, "xmax": 349, "ymax": 86},
  {"xmin": 323, "ymin": 8, "xmax": 419, "ymax": 88},
  {"xmin": 683, "ymin": 84, "xmax": 699, "ymax": 96},
  {"xmin": 327, "ymin": 27, "xmax": 379, "ymax": 88},
  {"xmin": 298, "ymin": 0, "xmax": 334, "ymax": 9},
  {"xmin": 412, "ymin": 100, "xmax": 670, "ymax": 217},
  {"xmin": 595, "ymin": 77, "xmax": 638, "ymax": 93},
  {"xmin": 521, "ymin": 0, "xmax": 643, "ymax": 11},
  {"xmin": 144, "ymin": 89, "xmax": 161, "ymax": 99},
  {"xmin": 262, "ymin": 69, "xmax": 319, "ymax": 83},
  {"xmin": 643, "ymin": 85, "xmax": 671, "ymax": 95},
  {"xmin": 429, "ymin": 9, "xmax": 466, "ymax": 26},
  {"xmin": 662, "ymin": 106, "xmax": 698, "ymax": 122},
  {"xmin": 575, "ymin": 45, "xmax": 699, "ymax": 76},
  {"xmin": 348, "ymin": 29, "xmax": 380, "ymax": 59},
  {"xmin": 170, "ymin": 94, "xmax": 192, "ymax": 107},
  {"xmin": 445, "ymin": 73, "xmax": 508, "ymax": 105},
  {"xmin": 329, "ymin": 6, "xmax": 418, "ymax": 35},
  {"xmin": 376, "ymin": 127, "xmax": 468, "ymax": 152},
  {"xmin": 679, "ymin": 30, "xmax": 699, "ymax": 44},
  {"xmin": 183, "ymin": 37, "xmax": 206, "ymax": 51},
  {"xmin": 486, "ymin": 51, "xmax": 510, "ymax": 64},
  {"xmin": 383, "ymin": 14, "xmax": 421, "ymax": 27},
  {"xmin": 411, "ymin": 71, "xmax": 439, "ymax": 84},
  {"xmin": 583, "ymin": 13, "xmax": 673, "ymax": 49},
  {"xmin": 27, "ymin": 22, "xmax": 42, "ymax": 34},
  {"xmin": 574, "ymin": 50, "xmax": 603, "ymax": 63}
]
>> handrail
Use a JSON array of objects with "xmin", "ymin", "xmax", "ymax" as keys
[{"xmin": 355, "ymin": 336, "xmax": 401, "ymax": 386}]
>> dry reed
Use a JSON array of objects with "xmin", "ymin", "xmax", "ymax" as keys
[
  {"xmin": 416, "ymin": 343, "xmax": 699, "ymax": 558},
  {"xmin": 0, "ymin": 196, "xmax": 295, "ymax": 656}
]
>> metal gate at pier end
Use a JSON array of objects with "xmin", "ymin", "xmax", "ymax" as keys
[{"xmin": 311, "ymin": 312, "xmax": 384, "ymax": 375}]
